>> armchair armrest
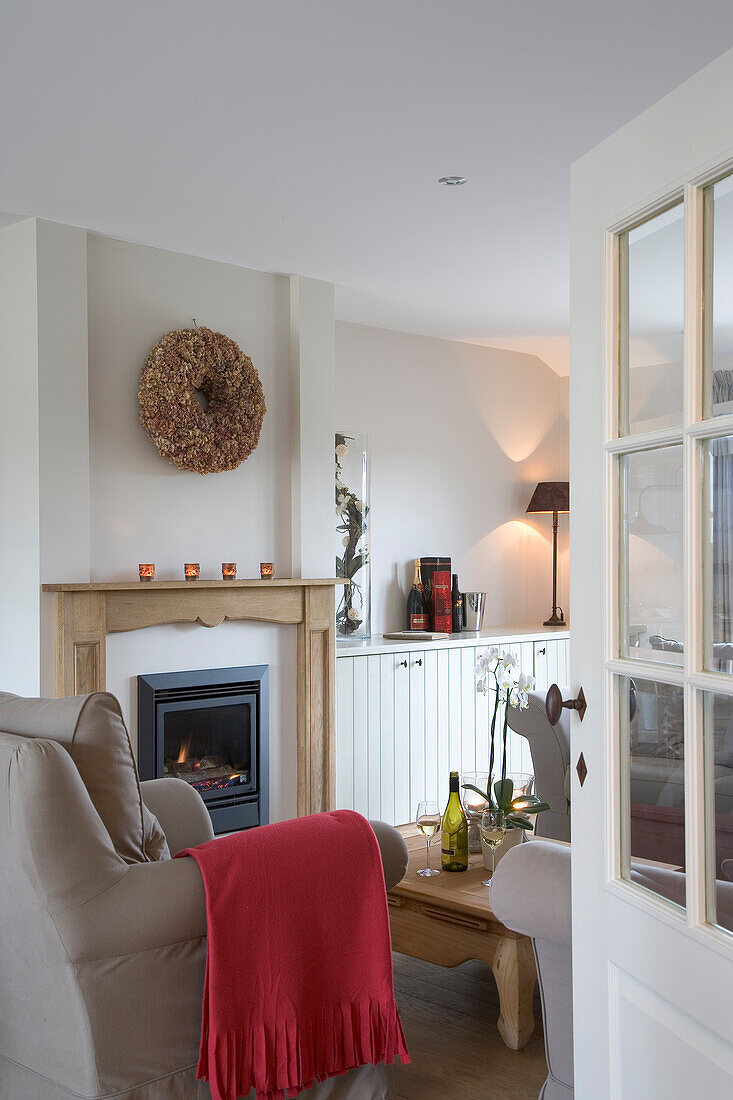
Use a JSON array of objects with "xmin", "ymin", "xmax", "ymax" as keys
[
  {"xmin": 369, "ymin": 820, "xmax": 409, "ymax": 891},
  {"xmin": 55, "ymin": 817, "xmax": 408, "ymax": 963},
  {"xmin": 140, "ymin": 777, "xmax": 214, "ymax": 855},
  {"xmin": 491, "ymin": 840, "xmax": 572, "ymax": 947},
  {"xmin": 54, "ymin": 856, "xmax": 207, "ymax": 963}
]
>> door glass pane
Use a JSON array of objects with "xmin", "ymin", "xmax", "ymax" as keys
[
  {"xmin": 621, "ymin": 204, "xmax": 684, "ymax": 435},
  {"xmin": 620, "ymin": 674, "xmax": 686, "ymax": 913},
  {"xmin": 620, "ymin": 445, "xmax": 684, "ymax": 661},
  {"xmin": 704, "ymin": 436, "xmax": 733, "ymax": 671},
  {"xmin": 704, "ymin": 174, "xmax": 733, "ymax": 418},
  {"xmin": 703, "ymin": 691, "xmax": 733, "ymax": 935}
]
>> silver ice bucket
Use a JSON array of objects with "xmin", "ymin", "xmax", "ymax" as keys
[{"xmin": 463, "ymin": 592, "xmax": 486, "ymax": 631}]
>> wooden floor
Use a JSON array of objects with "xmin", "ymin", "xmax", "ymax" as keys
[{"xmin": 391, "ymin": 952, "xmax": 547, "ymax": 1100}]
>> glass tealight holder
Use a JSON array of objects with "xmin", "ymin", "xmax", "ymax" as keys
[
  {"xmin": 507, "ymin": 772, "xmax": 534, "ymax": 805},
  {"xmin": 461, "ymin": 771, "xmax": 490, "ymax": 853},
  {"xmin": 184, "ymin": 563, "xmax": 200, "ymax": 581},
  {"xmin": 222, "ymin": 563, "xmax": 237, "ymax": 579},
  {"xmin": 260, "ymin": 562, "xmax": 274, "ymax": 579},
  {"xmin": 138, "ymin": 563, "xmax": 155, "ymax": 582}
]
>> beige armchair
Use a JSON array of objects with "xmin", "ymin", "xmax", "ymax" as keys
[
  {"xmin": 507, "ymin": 689, "xmax": 572, "ymax": 842},
  {"xmin": 491, "ymin": 841, "xmax": 573, "ymax": 1100},
  {"xmin": 0, "ymin": 691, "xmax": 408, "ymax": 1099}
]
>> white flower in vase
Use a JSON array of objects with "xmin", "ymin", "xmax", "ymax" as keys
[
  {"xmin": 335, "ymin": 443, "xmax": 348, "ymax": 458},
  {"xmin": 347, "ymin": 607, "xmax": 360, "ymax": 621}
]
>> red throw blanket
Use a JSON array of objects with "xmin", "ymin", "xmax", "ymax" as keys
[{"xmin": 176, "ymin": 809, "xmax": 409, "ymax": 1100}]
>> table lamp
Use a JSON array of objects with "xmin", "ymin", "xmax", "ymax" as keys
[{"xmin": 526, "ymin": 481, "xmax": 569, "ymax": 626}]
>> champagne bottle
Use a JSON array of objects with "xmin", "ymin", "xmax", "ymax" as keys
[
  {"xmin": 451, "ymin": 574, "xmax": 463, "ymax": 634},
  {"xmin": 406, "ymin": 559, "xmax": 428, "ymax": 630},
  {"xmin": 441, "ymin": 771, "xmax": 469, "ymax": 871}
]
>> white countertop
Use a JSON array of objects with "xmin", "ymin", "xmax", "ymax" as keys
[{"xmin": 336, "ymin": 623, "xmax": 570, "ymax": 657}]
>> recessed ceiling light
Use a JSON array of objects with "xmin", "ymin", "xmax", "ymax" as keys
[{"xmin": 438, "ymin": 176, "xmax": 467, "ymax": 186}]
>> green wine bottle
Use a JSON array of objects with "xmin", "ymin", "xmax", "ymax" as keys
[{"xmin": 441, "ymin": 771, "xmax": 469, "ymax": 872}]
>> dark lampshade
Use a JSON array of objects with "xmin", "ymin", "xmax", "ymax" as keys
[{"xmin": 526, "ymin": 481, "xmax": 570, "ymax": 515}]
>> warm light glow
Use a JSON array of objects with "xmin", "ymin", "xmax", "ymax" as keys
[
  {"xmin": 176, "ymin": 737, "xmax": 191, "ymax": 764},
  {"xmin": 260, "ymin": 562, "xmax": 274, "ymax": 579},
  {"xmin": 184, "ymin": 563, "xmax": 200, "ymax": 581},
  {"xmin": 222, "ymin": 562, "xmax": 237, "ymax": 579},
  {"xmin": 138, "ymin": 563, "xmax": 155, "ymax": 581}
]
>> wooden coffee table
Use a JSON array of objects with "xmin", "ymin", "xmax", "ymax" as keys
[{"xmin": 387, "ymin": 828, "xmax": 537, "ymax": 1050}]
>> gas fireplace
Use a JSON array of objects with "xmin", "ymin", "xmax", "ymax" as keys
[{"xmin": 137, "ymin": 665, "xmax": 268, "ymax": 835}]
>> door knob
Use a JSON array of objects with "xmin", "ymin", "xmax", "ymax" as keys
[
  {"xmin": 399, "ymin": 660, "xmax": 408, "ymax": 668},
  {"xmin": 546, "ymin": 683, "xmax": 587, "ymax": 725},
  {"xmin": 414, "ymin": 658, "xmax": 423, "ymax": 666}
]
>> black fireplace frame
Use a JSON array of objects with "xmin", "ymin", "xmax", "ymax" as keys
[{"xmin": 137, "ymin": 665, "xmax": 269, "ymax": 835}]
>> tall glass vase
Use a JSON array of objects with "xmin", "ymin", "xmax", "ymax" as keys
[{"xmin": 335, "ymin": 432, "xmax": 371, "ymax": 639}]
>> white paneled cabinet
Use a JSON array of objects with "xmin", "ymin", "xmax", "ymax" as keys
[{"xmin": 336, "ymin": 628, "xmax": 570, "ymax": 824}]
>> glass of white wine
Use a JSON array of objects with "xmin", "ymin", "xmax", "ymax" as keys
[
  {"xmin": 480, "ymin": 807, "xmax": 507, "ymax": 887},
  {"xmin": 415, "ymin": 800, "xmax": 441, "ymax": 877}
]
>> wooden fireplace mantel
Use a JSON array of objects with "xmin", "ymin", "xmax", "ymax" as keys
[{"xmin": 42, "ymin": 578, "xmax": 344, "ymax": 817}]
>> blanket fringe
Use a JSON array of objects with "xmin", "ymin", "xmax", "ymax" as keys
[{"xmin": 198, "ymin": 997, "xmax": 410, "ymax": 1100}]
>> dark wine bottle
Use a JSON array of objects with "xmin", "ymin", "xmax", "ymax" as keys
[
  {"xmin": 452, "ymin": 574, "xmax": 463, "ymax": 634},
  {"xmin": 407, "ymin": 559, "xmax": 428, "ymax": 630}
]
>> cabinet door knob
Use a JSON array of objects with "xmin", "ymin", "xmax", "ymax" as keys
[
  {"xmin": 537, "ymin": 647, "xmax": 546, "ymax": 656},
  {"xmin": 414, "ymin": 658, "xmax": 423, "ymax": 666},
  {"xmin": 546, "ymin": 683, "xmax": 587, "ymax": 725},
  {"xmin": 399, "ymin": 660, "xmax": 408, "ymax": 668}
]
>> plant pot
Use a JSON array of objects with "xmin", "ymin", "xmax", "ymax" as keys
[{"xmin": 482, "ymin": 827, "xmax": 523, "ymax": 873}]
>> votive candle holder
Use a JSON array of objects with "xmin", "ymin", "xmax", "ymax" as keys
[
  {"xmin": 222, "ymin": 563, "xmax": 237, "ymax": 580},
  {"xmin": 184, "ymin": 563, "xmax": 200, "ymax": 581},
  {"xmin": 138, "ymin": 563, "xmax": 155, "ymax": 582},
  {"xmin": 260, "ymin": 562, "xmax": 274, "ymax": 579}
]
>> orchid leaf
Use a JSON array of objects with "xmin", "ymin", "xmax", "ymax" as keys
[
  {"xmin": 494, "ymin": 778, "xmax": 514, "ymax": 809},
  {"xmin": 344, "ymin": 553, "xmax": 365, "ymax": 579},
  {"xmin": 461, "ymin": 782, "xmax": 490, "ymax": 802},
  {"xmin": 510, "ymin": 797, "xmax": 551, "ymax": 814},
  {"xmin": 505, "ymin": 813, "xmax": 534, "ymax": 830}
]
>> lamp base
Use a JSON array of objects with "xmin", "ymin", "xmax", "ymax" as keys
[{"xmin": 543, "ymin": 612, "xmax": 565, "ymax": 627}]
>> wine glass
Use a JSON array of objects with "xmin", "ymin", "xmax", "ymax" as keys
[
  {"xmin": 415, "ymin": 800, "xmax": 441, "ymax": 877},
  {"xmin": 480, "ymin": 807, "xmax": 507, "ymax": 887}
]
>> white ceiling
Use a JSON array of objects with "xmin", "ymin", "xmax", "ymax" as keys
[{"xmin": 2, "ymin": 1, "xmax": 733, "ymax": 376}]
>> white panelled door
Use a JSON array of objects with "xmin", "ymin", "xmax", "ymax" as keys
[{"xmin": 571, "ymin": 48, "xmax": 733, "ymax": 1098}]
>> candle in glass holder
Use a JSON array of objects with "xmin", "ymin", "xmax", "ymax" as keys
[
  {"xmin": 222, "ymin": 562, "xmax": 237, "ymax": 579},
  {"xmin": 184, "ymin": 563, "xmax": 200, "ymax": 581},
  {"xmin": 260, "ymin": 562, "xmax": 274, "ymax": 579},
  {"xmin": 138, "ymin": 563, "xmax": 155, "ymax": 582}
]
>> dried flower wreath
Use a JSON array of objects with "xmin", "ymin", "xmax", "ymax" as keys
[{"xmin": 138, "ymin": 326, "xmax": 265, "ymax": 474}]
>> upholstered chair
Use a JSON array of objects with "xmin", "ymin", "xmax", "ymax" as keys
[
  {"xmin": 491, "ymin": 841, "xmax": 573, "ymax": 1100},
  {"xmin": 506, "ymin": 689, "xmax": 572, "ymax": 842},
  {"xmin": 0, "ymin": 691, "xmax": 408, "ymax": 1100}
]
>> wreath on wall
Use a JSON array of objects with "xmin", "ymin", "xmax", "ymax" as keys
[{"xmin": 138, "ymin": 326, "xmax": 265, "ymax": 474}]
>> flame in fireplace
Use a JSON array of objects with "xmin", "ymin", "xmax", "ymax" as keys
[{"xmin": 177, "ymin": 738, "xmax": 191, "ymax": 764}]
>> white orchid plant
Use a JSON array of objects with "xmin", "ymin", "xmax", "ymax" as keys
[{"xmin": 463, "ymin": 648, "xmax": 551, "ymax": 831}]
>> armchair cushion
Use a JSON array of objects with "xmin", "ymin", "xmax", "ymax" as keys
[{"xmin": 0, "ymin": 691, "xmax": 169, "ymax": 864}]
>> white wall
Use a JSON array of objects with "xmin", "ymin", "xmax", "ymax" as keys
[
  {"xmin": 335, "ymin": 322, "xmax": 569, "ymax": 634},
  {"xmin": 0, "ymin": 220, "xmax": 41, "ymax": 695},
  {"xmin": 85, "ymin": 234, "xmax": 300, "ymax": 819}
]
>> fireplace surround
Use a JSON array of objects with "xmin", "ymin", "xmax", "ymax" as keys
[
  {"xmin": 41, "ymin": 579, "xmax": 341, "ymax": 816},
  {"xmin": 138, "ymin": 665, "xmax": 268, "ymax": 834}
]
